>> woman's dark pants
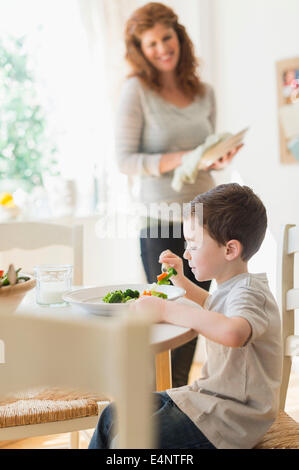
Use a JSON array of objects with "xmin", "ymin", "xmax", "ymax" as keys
[{"xmin": 140, "ymin": 222, "xmax": 211, "ymax": 388}]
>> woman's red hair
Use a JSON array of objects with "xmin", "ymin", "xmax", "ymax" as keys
[{"xmin": 125, "ymin": 2, "xmax": 205, "ymax": 98}]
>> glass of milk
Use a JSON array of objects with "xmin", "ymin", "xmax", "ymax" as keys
[{"xmin": 34, "ymin": 265, "xmax": 73, "ymax": 307}]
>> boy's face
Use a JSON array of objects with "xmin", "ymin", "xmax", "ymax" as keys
[{"xmin": 183, "ymin": 217, "xmax": 225, "ymax": 282}]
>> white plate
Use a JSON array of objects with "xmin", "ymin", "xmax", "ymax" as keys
[{"xmin": 63, "ymin": 283, "xmax": 186, "ymax": 316}]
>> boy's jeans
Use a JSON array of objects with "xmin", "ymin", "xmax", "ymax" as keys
[{"xmin": 88, "ymin": 391, "xmax": 215, "ymax": 449}]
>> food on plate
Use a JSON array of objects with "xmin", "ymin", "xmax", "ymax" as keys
[
  {"xmin": 103, "ymin": 289, "xmax": 140, "ymax": 304},
  {"xmin": 102, "ymin": 286, "xmax": 169, "ymax": 303},
  {"xmin": 142, "ymin": 290, "xmax": 167, "ymax": 299},
  {"xmin": 156, "ymin": 267, "xmax": 177, "ymax": 285},
  {"xmin": 0, "ymin": 264, "xmax": 30, "ymax": 288}
]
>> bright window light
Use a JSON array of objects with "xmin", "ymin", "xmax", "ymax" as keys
[{"xmin": 0, "ymin": 0, "xmax": 109, "ymax": 212}]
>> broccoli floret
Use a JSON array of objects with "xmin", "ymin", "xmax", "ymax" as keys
[
  {"xmin": 167, "ymin": 267, "xmax": 177, "ymax": 277},
  {"xmin": 103, "ymin": 288, "xmax": 141, "ymax": 304},
  {"xmin": 123, "ymin": 289, "xmax": 140, "ymax": 299},
  {"xmin": 157, "ymin": 267, "xmax": 177, "ymax": 285},
  {"xmin": 123, "ymin": 288, "xmax": 134, "ymax": 297},
  {"xmin": 102, "ymin": 292, "xmax": 112, "ymax": 303},
  {"xmin": 108, "ymin": 292, "xmax": 123, "ymax": 303},
  {"xmin": 103, "ymin": 290, "xmax": 124, "ymax": 303}
]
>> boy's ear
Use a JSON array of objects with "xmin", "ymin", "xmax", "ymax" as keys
[{"xmin": 224, "ymin": 240, "xmax": 243, "ymax": 261}]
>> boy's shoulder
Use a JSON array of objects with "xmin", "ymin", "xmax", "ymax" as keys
[
  {"xmin": 205, "ymin": 273, "xmax": 273, "ymax": 313},
  {"xmin": 223, "ymin": 273, "xmax": 272, "ymax": 307},
  {"xmin": 228, "ymin": 273, "xmax": 269, "ymax": 294},
  {"xmin": 215, "ymin": 273, "xmax": 269, "ymax": 297},
  {"xmin": 207, "ymin": 273, "xmax": 280, "ymax": 344}
]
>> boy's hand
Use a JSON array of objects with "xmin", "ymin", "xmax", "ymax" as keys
[
  {"xmin": 159, "ymin": 250, "xmax": 185, "ymax": 284},
  {"xmin": 130, "ymin": 295, "xmax": 167, "ymax": 323}
]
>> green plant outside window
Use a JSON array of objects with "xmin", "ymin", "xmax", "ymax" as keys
[{"xmin": 0, "ymin": 35, "xmax": 59, "ymax": 191}]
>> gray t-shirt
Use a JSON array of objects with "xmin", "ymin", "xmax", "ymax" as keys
[
  {"xmin": 167, "ymin": 273, "xmax": 283, "ymax": 449},
  {"xmin": 115, "ymin": 77, "xmax": 216, "ymax": 207}
]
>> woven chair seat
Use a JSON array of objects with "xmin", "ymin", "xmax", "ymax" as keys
[
  {"xmin": 0, "ymin": 388, "xmax": 110, "ymax": 428},
  {"xmin": 255, "ymin": 410, "xmax": 299, "ymax": 449}
]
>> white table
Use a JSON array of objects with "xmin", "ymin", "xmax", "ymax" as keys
[{"xmin": 16, "ymin": 291, "xmax": 199, "ymax": 391}]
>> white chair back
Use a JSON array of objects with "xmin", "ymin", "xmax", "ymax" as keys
[
  {"xmin": 0, "ymin": 310, "xmax": 153, "ymax": 448},
  {"xmin": 277, "ymin": 224, "xmax": 299, "ymax": 409},
  {"xmin": 0, "ymin": 222, "xmax": 83, "ymax": 285}
]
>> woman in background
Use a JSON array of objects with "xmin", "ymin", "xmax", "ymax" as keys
[{"xmin": 115, "ymin": 2, "xmax": 240, "ymax": 387}]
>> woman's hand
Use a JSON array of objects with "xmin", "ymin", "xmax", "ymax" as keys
[
  {"xmin": 130, "ymin": 295, "xmax": 167, "ymax": 323},
  {"xmin": 159, "ymin": 249, "xmax": 185, "ymax": 284},
  {"xmin": 207, "ymin": 143, "xmax": 244, "ymax": 171}
]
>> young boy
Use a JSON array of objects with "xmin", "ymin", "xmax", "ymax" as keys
[{"xmin": 89, "ymin": 183, "xmax": 282, "ymax": 450}]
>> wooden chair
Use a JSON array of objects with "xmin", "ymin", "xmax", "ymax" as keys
[
  {"xmin": 255, "ymin": 224, "xmax": 299, "ymax": 448},
  {"xmin": 0, "ymin": 222, "xmax": 83, "ymax": 285},
  {"xmin": 0, "ymin": 221, "xmax": 98, "ymax": 448},
  {"xmin": 0, "ymin": 310, "xmax": 153, "ymax": 448}
]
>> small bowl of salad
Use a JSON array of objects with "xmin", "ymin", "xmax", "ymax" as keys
[{"xmin": 0, "ymin": 264, "xmax": 36, "ymax": 315}]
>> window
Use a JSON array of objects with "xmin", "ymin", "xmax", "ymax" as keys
[{"xmin": 0, "ymin": 0, "xmax": 113, "ymax": 216}]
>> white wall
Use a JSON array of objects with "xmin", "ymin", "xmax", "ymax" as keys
[
  {"xmin": 196, "ymin": 0, "xmax": 299, "ymax": 295},
  {"xmin": 201, "ymin": 0, "xmax": 299, "ymax": 240},
  {"xmin": 196, "ymin": 0, "xmax": 299, "ymax": 360}
]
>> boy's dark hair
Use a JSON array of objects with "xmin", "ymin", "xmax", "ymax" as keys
[{"xmin": 187, "ymin": 183, "xmax": 267, "ymax": 262}]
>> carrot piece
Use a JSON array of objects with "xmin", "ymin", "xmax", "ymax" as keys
[
  {"xmin": 142, "ymin": 290, "xmax": 151, "ymax": 296},
  {"xmin": 157, "ymin": 272, "xmax": 168, "ymax": 282},
  {"xmin": 0, "ymin": 270, "xmax": 4, "ymax": 277}
]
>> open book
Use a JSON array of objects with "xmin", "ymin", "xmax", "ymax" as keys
[{"xmin": 198, "ymin": 127, "xmax": 249, "ymax": 170}]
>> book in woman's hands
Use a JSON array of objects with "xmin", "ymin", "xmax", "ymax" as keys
[
  {"xmin": 171, "ymin": 127, "xmax": 249, "ymax": 192},
  {"xmin": 197, "ymin": 127, "xmax": 249, "ymax": 170}
]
